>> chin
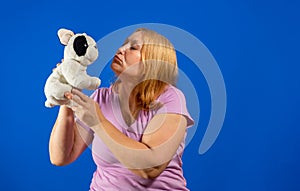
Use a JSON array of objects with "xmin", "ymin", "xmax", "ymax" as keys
[{"xmin": 110, "ymin": 63, "xmax": 121, "ymax": 75}]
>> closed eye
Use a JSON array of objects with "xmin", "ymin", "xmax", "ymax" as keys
[{"xmin": 130, "ymin": 44, "xmax": 140, "ymax": 50}]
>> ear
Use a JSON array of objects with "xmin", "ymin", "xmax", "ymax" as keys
[{"xmin": 57, "ymin": 28, "xmax": 74, "ymax": 45}]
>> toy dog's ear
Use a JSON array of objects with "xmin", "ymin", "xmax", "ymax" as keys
[{"xmin": 57, "ymin": 28, "xmax": 74, "ymax": 45}]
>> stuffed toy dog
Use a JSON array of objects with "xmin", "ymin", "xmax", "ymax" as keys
[{"xmin": 44, "ymin": 28, "xmax": 101, "ymax": 108}]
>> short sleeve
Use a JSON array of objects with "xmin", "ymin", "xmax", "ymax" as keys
[{"xmin": 156, "ymin": 86, "xmax": 194, "ymax": 127}]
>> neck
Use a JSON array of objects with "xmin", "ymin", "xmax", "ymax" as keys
[
  {"xmin": 121, "ymin": 82, "xmax": 138, "ymax": 107},
  {"xmin": 116, "ymin": 81, "xmax": 138, "ymax": 125}
]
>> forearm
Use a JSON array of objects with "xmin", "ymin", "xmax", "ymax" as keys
[
  {"xmin": 92, "ymin": 121, "xmax": 162, "ymax": 178},
  {"xmin": 66, "ymin": 89, "xmax": 186, "ymax": 178},
  {"xmin": 49, "ymin": 106, "xmax": 75, "ymax": 165},
  {"xmin": 91, "ymin": 112, "xmax": 184, "ymax": 171}
]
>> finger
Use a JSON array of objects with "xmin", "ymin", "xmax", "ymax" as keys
[
  {"xmin": 70, "ymin": 105, "xmax": 80, "ymax": 113},
  {"xmin": 71, "ymin": 88, "xmax": 89, "ymax": 102},
  {"xmin": 72, "ymin": 94, "xmax": 86, "ymax": 106},
  {"xmin": 64, "ymin": 92, "xmax": 72, "ymax": 99}
]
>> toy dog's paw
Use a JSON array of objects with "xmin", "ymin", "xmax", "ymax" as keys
[
  {"xmin": 45, "ymin": 101, "xmax": 55, "ymax": 108},
  {"xmin": 95, "ymin": 78, "xmax": 101, "ymax": 88}
]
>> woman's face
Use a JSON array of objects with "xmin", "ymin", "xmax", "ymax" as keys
[{"xmin": 111, "ymin": 31, "xmax": 143, "ymax": 80}]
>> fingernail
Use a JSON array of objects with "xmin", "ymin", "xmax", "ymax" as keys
[{"xmin": 64, "ymin": 92, "xmax": 71, "ymax": 98}]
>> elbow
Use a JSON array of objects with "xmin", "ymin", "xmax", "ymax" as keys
[
  {"xmin": 129, "ymin": 161, "xmax": 170, "ymax": 179},
  {"xmin": 49, "ymin": 152, "xmax": 71, "ymax": 166},
  {"xmin": 49, "ymin": 143, "xmax": 73, "ymax": 166},
  {"xmin": 130, "ymin": 167, "xmax": 164, "ymax": 180},
  {"xmin": 143, "ymin": 171, "xmax": 162, "ymax": 180},
  {"xmin": 146, "ymin": 167, "xmax": 166, "ymax": 179},
  {"xmin": 50, "ymin": 159, "xmax": 67, "ymax": 166},
  {"xmin": 50, "ymin": 156, "xmax": 68, "ymax": 166},
  {"xmin": 142, "ymin": 161, "xmax": 170, "ymax": 179}
]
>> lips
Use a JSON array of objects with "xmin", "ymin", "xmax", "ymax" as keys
[{"xmin": 113, "ymin": 55, "xmax": 122, "ymax": 65}]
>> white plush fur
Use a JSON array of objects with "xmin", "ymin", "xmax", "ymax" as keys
[{"xmin": 44, "ymin": 28, "xmax": 101, "ymax": 108}]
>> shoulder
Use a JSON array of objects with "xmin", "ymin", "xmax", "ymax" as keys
[
  {"xmin": 157, "ymin": 85, "xmax": 186, "ymax": 104},
  {"xmin": 90, "ymin": 86, "xmax": 114, "ymax": 104},
  {"xmin": 156, "ymin": 85, "xmax": 194, "ymax": 127}
]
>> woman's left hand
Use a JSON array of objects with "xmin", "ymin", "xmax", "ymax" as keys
[{"xmin": 65, "ymin": 88, "xmax": 103, "ymax": 128}]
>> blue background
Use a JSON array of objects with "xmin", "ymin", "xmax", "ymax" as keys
[{"xmin": 1, "ymin": 0, "xmax": 299, "ymax": 190}]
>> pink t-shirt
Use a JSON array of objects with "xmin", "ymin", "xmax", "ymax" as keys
[{"xmin": 79, "ymin": 85, "xmax": 194, "ymax": 191}]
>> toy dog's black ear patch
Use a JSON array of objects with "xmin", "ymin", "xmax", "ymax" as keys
[{"xmin": 73, "ymin": 35, "xmax": 88, "ymax": 56}]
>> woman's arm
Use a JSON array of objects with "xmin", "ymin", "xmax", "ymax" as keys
[
  {"xmin": 49, "ymin": 105, "xmax": 93, "ymax": 166},
  {"xmin": 69, "ymin": 89, "xmax": 187, "ymax": 178},
  {"xmin": 95, "ymin": 113, "xmax": 187, "ymax": 179}
]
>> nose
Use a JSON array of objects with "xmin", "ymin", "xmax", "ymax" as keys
[
  {"xmin": 117, "ymin": 42, "xmax": 130, "ymax": 54},
  {"xmin": 117, "ymin": 46, "xmax": 125, "ymax": 55}
]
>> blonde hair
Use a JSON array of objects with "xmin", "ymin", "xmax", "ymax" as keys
[{"xmin": 130, "ymin": 28, "xmax": 178, "ymax": 115}]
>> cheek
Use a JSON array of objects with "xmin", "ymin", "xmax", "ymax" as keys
[
  {"xmin": 135, "ymin": 53, "xmax": 142, "ymax": 63},
  {"xmin": 127, "ymin": 63, "xmax": 144, "ymax": 78},
  {"xmin": 127, "ymin": 52, "xmax": 141, "ymax": 64}
]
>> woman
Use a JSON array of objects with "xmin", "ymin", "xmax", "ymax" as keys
[{"xmin": 49, "ymin": 28, "xmax": 194, "ymax": 190}]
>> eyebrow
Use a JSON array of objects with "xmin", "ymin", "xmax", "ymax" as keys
[
  {"xmin": 131, "ymin": 40, "xmax": 139, "ymax": 45},
  {"xmin": 122, "ymin": 39, "xmax": 140, "ymax": 46},
  {"xmin": 122, "ymin": 39, "xmax": 129, "ymax": 46}
]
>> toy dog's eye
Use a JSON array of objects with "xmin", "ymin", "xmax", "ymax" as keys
[{"xmin": 74, "ymin": 35, "xmax": 88, "ymax": 56}]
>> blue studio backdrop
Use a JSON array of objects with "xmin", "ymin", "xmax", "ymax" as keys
[{"xmin": 1, "ymin": 0, "xmax": 299, "ymax": 190}]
